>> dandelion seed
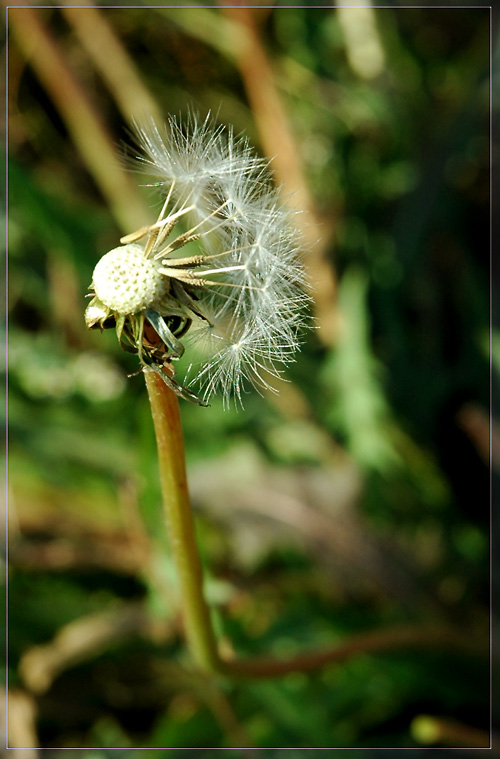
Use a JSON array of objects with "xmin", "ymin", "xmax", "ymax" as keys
[{"xmin": 85, "ymin": 113, "xmax": 310, "ymax": 407}]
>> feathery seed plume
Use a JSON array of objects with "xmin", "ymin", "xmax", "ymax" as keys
[{"xmin": 85, "ymin": 113, "xmax": 310, "ymax": 407}]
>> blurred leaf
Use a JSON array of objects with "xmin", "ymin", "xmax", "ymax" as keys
[{"xmin": 321, "ymin": 268, "xmax": 400, "ymax": 472}]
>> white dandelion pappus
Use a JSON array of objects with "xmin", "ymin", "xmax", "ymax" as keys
[{"xmin": 85, "ymin": 113, "xmax": 310, "ymax": 407}]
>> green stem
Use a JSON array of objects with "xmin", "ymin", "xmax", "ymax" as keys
[
  {"xmin": 144, "ymin": 370, "xmax": 485, "ymax": 680},
  {"xmin": 144, "ymin": 370, "xmax": 220, "ymax": 673}
]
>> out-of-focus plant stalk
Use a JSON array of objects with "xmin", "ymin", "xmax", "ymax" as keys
[
  {"xmin": 7, "ymin": 3, "xmax": 149, "ymax": 232},
  {"xmin": 61, "ymin": 4, "xmax": 164, "ymax": 126},
  {"xmin": 221, "ymin": 626, "xmax": 484, "ymax": 679},
  {"xmin": 411, "ymin": 715, "xmax": 490, "ymax": 748},
  {"xmin": 220, "ymin": 5, "xmax": 340, "ymax": 345}
]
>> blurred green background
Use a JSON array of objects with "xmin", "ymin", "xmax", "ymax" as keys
[{"xmin": 6, "ymin": 3, "xmax": 492, "ymax": 752}]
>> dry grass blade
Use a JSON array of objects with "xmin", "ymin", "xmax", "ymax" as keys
[
  {"xmin": 220, "ymin": 6, "xmax": 340, "ymax": 343},
  {"xmin": 62, "ymin": 3, "xmax": 164, "ymax": 126},
  {"xmin": 19, "ymin": 602, "xmax": 166, "ymax": 695},
  {"xmin": 7, "ymin": 4, "xmax": 150, "ymax": 232}
]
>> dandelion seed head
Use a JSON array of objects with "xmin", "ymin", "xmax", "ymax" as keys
[
  {"xmin": 87, "ymin": 112, "xmax": 312, "ymax": 407},
  {"xmin": 92, "ymin": 244, "xmax": 167, "ymax": 314}
]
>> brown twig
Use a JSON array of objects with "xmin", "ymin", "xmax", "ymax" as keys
[{"xmin": 220, "ymin": 625, "xmax": 486, "ymax": 679}]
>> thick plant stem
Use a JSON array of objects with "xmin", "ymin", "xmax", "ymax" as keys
[{"xmin": 144, "ymin": 370, "xmax": 220, "ymax": 673}]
